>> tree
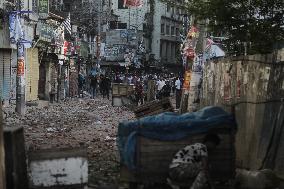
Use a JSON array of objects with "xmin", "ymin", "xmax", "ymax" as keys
[{"xmin": 162, "ymin": 0, "xmax": 284, "ymax": 55}]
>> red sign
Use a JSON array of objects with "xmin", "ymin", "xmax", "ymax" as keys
[
  {"xmin": 17, "ymin": 58, "xmax": 25, "ymax": 76},
  {"xmin": 124, "ymin": 0, "xmax": 143, "ymax": 7}
]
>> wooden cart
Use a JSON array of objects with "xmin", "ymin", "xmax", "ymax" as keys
[
  {"xmin": 112, "ymin": 83, "xmax": 135, "ymax": 107},
  {"xmin": 120, "ymin": 125, "xmax": 236, "ymax": 189}
]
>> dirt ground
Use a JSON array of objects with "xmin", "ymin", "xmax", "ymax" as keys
[{"xmin": 3, "ymin": 96, "xmax": 135, "ymax": 189}]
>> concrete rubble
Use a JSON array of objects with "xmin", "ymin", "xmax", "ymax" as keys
[{"xmin": 3, "ymin": 97, "xmax": 135, "ymax": 188}]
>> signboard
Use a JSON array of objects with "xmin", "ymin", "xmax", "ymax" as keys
[
  {"xmin": 79, "ymin": 41, "xmax": 89, "ymax": 58},
  {"xmin": 105, "ymin": 44, "xmax": 126, "ymax": 61},
  {"xmin": 38, "ymin": 0, "xmax": 49, "ymax": 18},
  {"xmin": 37, "ymin": 22, "xmax": 54, "ymax": 42}
]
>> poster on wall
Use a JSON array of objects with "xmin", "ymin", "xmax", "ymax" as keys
[{"xmin": 183, "ymin": 71, "xmax": 192, "ymax": 90}]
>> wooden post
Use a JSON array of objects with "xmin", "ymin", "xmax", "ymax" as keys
[{"xmin": 0, "ymin": 103, "xmax": 6, "ymax": 189}]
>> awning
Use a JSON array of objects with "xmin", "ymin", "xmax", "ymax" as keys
[{"xmin": 100, "ymin": 61, "xmax": 120, "ymax": 66}]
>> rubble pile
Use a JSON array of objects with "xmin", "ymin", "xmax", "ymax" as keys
[{"xmin": 3, "ymin": 97, "xmax": 135, "ymax": 188}]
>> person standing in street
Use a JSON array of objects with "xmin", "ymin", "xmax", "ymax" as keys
[
  {"xmin": 101, "ymin": 75, "xmax": 111, "ymax": 99},
  {"xmin": 175, "ymin": 77, "xmax": 182, "ymax": 109},
  {"xmin": 90, "ymin": 75, "xmax": 98, "ymax": 99},
  {"xmin": 135, "ymin": 81, "xmax": 144, "ymax": 105},
  {"xmin": 78, "ymin": 73, "xmax": 85, "ymax": 98}
]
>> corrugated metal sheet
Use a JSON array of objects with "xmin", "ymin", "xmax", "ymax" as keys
[
  {"xmin": 26, "ymin": 48, "xmax": 39, "ymax": 101},
  {"xmin": 0, "ymin": 50, "xmax": 11, "ymax": 101}
]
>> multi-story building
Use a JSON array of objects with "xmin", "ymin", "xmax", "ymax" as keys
[{"xmin": 112, "ymin": 0, "xmax": 187, "ymax": 70}]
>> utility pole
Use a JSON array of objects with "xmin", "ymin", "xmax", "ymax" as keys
[
  {"xmin": 16, "ymin": 42, "xmax": 26, "ymax": 115},
  {"xmin": 96, "ymin": 0, "xmax": 102, "ymax": 70},
  {"xmin": 15, "ymin": 0, "xmax": 26, "ymax": 115}
]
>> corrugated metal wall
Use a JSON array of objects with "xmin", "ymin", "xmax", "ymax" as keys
[
  {"xmin": 0, "ymin": 50, "xmax": 11, "ymax": 101},
  {"xmin": 26, "ymin": 48, "xmax": 39, "ymax": 101}
]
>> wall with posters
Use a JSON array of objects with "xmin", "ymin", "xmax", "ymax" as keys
[{"xmin": 201, "ymin": 49, "xmax": 284, "ymax": 178}]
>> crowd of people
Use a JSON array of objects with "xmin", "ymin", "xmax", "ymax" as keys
[{"xmin": 79, "ymin": 72, "xmax": 184, "ymax": 109}]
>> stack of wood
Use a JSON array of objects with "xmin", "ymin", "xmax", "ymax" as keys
[{"xmin": 134, "ymin": 98, "xmax": 174, "ymax": 119}]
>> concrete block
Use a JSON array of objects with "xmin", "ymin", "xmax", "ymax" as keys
[
  {"xmin": 4, "ymin": 126, "xmax": 28, "ymax": 189},
  {"xmin": 28, "ymin": 148, "xmax": 88, "ymax": 188}
]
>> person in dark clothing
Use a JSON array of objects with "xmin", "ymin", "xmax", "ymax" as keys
[
  {"xmin": 135, "ymin": 81, "xmax": 144, "ymax": 105},
  {"xmin": 101, "ymin": 76, "xmax": 111, "ymax": 99},
  {"xmin": 99, "ymin": 75, "xmax": 104, "ymax": 95},
  {"xmin": 114, "ymin": 75, "xmax": 123, "ymax": 83},
  {"xmin": 90, "ymin": 75, "xmax": 98, "ymax": 99},
  {"xmin": 78, "ymin": 73, "xmax": 85, "ymax": 98}
]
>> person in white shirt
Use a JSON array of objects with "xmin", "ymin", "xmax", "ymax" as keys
[
  {"xmin": 157, "ymin": 78, "xmax": 166, "ymax": 91},
  {"xmin": 175, "ymin": 77, "xmax": 182, "ymax": 109},
  {"xmin": 175, "ymin": 78, "xmax": 181, "ymax": 90}
]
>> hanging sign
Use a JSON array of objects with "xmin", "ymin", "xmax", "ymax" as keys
[{"xmin": 38, "ymin": 0, "xmax": 49, "ymax": 18}]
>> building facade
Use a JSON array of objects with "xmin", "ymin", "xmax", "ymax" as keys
[{"xmin": 112, "ymin": 0, "xmax": 186, "ymax": 70}]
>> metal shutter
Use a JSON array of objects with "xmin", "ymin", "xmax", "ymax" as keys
[
  {"xmin": 0, "ymin": 50, "xmax": 11, "ymax": 101},
  {"xmin": 3, "ymin": 50, "xmax": 11, "ymax": 100},
  {"xmin": 0, "ymin": 51, "xmax": 3, "ymax": 100}
]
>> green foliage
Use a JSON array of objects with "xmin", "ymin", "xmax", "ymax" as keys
[{"xmin": 161, "ymin": 0, "xmax": 284, "ymax": 55}]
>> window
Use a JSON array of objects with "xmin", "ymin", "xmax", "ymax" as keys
[
  {"xmin": 171, "ymin": 6, "xmax": 174, "ymax": 14},
  {"xmin": 118, "ymin": 23, "xmax": 127, "ymax": 29},
  {"xmin": 64, "ymin": 3, "xmax": 71, "ymax": 11},
  {"xmin": 176, "ymin": 28, "xmax": 179, "ymax": 36},
  {"xmin": 166, "ymin": 25, "xmax": 170, "ymax": 35},
  {"xmin": 171, "ymin": 26, "xmax": 175, "ymax": 36},
  {"xmin": 167, "ymin": 4, "xmax": 170, "ymax": 12},
  {"xmin": 161, "ymin": 24, "xmax": 165, "ymax": 34},
  {"xmin": 118, "ymin": 0, "xmax": 127, "ymax": 9},
  {"xmin": 32, "ymin": 0, "xmax": 38, "ymax": 12}
]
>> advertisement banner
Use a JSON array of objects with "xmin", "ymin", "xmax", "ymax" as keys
[{"xmin": 9, "ymin": 13, "xmax": 24, "ymax": 45}]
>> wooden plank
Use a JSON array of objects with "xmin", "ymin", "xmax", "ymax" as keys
[
  {"xmin": 135, "ymin": 98, "xmax": 172, "ymax": 111},
  {"xmin": 135, "ymin": 103, "xmax": 173, "ymax": 116},
  {"xmin": 139, "ymin": 134, "xmax": 233, "ymax": 146},
  {"xmin": 138, "ymin": 107, "xmax": 173, "ymax": 118},
  {"xmin": 134, "ymin": 98, "xmax": 173, "ymax": 117}
]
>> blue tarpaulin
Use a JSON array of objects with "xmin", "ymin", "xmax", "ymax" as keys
[{"xmin": 117, "ymin": 106, "xmax": 237, "ymax": 170}]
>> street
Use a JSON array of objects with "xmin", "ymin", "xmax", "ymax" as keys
[
  {"xmin": 0, "ymin": 0, "xmax": 283, "ymax": 188},
  {"xmin": 4, "ymin": 97, "xmax": 135, "ymax": 188}
]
